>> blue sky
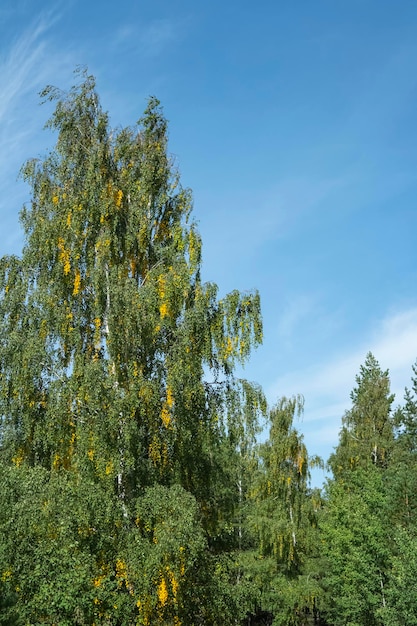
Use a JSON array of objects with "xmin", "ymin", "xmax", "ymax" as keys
[{"xmin": 1, "ymin": 0, "xmax": 417, "ymax": 485}]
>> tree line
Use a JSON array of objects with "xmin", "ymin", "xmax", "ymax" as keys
[{"xmin": 0, "ymin": 71, "xmax": 416, "ymax": 625}]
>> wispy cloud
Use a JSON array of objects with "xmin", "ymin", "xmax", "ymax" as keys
[
  {"xmin": 276, "ymin": 294, "xmax": 318, "ymax": 349},
  {"xmin": 263, "ymin": 176, "xmax": 346, "ymax": 237},
  {"xmin": 0, "ymin": 13, "xmax": 59, "ymax": 123},
  {"xmin": 141, "ymin": 19, "xmax": 179, "ymax": 56},
  {"xmin": 200, "ymin": 173, "xmax": 346, "ymax": 284},
  {"xmin": 268, "ymin": 306, "xmax": 417, "ymax": 467},
  {"xmin": 112, "ymin": 17, "xmax": 185, "ymax": 59},
  {"xmin": 271, "ymin": 307, "xmax": 417, "ymax": 401},
  {"xmin": 0, "ymin": 9, "xmax": 72, "ymax": 253}
]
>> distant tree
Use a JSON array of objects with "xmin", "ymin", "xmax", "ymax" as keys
[
  {"xmin": 329, "ymin": 352, "xmax": 394, "ymax": 478},
  {"xmin": 379, "ymin": 526, "xmax": 417, "ymax": 626},
  {"xmin": 322, "ymin": 354, "xmax": 395, "ymax": 626},
  {"xmin": 0, "ymin": 69, "xmax": 264, "ymax": 625},
  {"xmin": 248, "ymin": 396, "xmax": 324, "ymax": 626},
  {"xmin": 321, "ymin": 467, "xmax": 390, "ymax": 626},
  {"xmin": 386, "ymin": 360, "xmax": 417, "ymax": 528},
  {"xmin": 395, "ymin": 360, "xmax": 417, "ymax": 452},
  {"xmin": 378, "ymin": 362, "xmax": 417, "ymax": 626}
]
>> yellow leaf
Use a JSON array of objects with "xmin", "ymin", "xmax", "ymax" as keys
[
  {"xmin": 166, "ymin": 387, "xmax": 174, "ymax": 408},
  {"xmin": 114, "ymin": 189, "xmax": 123, "ymax": 208},
  {"xmin": 157, "ymin": 577, "xmax": 168, "ymax": 606},
  {"xmin": 73, "ymin": 270, "xmax": 81, "ymax": 295},
  {"xmin": 161, "ymin": 404, "xmax": 171, "ymax": 428}
]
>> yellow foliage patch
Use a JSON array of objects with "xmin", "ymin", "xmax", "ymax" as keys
[
  {"xmin": 224, "ymin": 336, "xmax": 233, "ymax": 359},
  {"xmin": 114, "ymin": 189, "xmax": 123, "ymax": 208},
  {"xmin": 1, "ymin": 570, "xmax": 12, "ymax": 582},
  {"xmin": 166, "ymin": 386, "xmax": 174, "ymax": 408},
  {"xmin": 161, "ymin": 404, "xmax": 171, "ymax": 428},
  {"xmin": 57, "ymin": 238, "xmax": 71, "ymax": 275},
  {"xmin": 157, "ymin": 274, "xmax": 166, "ymax": 299},
  {"xmin": 157, "ymin": 577, "xmax": 168, "ymax": 606},
  {"xmin": 93, "ymin": 575, "xmax": 105, "ymax": 588},
  {"xmin": 115, "ymin": 559, "xmax": 127, "ymax": 582},
  {"xmin": 149, "ymin": 437, "xmax": 161, "ymax": 465},
  {"xmin": 168, "ymin": 568, "xmax": 179, "ymax": 599},
  {"xmin": 73, "ymin": 270, "xmax": 81, "ymax": 295}
]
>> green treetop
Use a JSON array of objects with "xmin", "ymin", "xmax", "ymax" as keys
[
  {"xmin": 248, "ymin": 396, "xmax": 323, "ymax": 625},
  {"xmin": 329, "ymin": 352, "xmax": 394, "ymax": 478},
  {"xmin": 0, "ymin": 70, "xmax": 265, "ymax": 625},
  {"xmin": 322, "ymin": 354, "xmax": 395, "ymax": 626}
]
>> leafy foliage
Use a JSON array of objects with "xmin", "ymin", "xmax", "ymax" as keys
[
  {"xmin": 321, "ymin": 468, "xmax": 390, "ymax": 626},
  {"xmin": 328, "ymin": 352, "xmax": 394, "ymax": 478},
  {"xmin": 248, "ymin": 397, "xmax": 324, "ymax": 625},
  {"xmin": 322, "ymin": 353, "xmax": 417, "ymax": 626},
  {"xmin": 0, "ymin": 69, "xmax": 265, "ymax": 625},
  {"xmin": 2, "ymin": 71, "xmax": 417, "ymax": 626}
]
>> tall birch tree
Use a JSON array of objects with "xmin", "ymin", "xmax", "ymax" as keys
[{"xmin": 0, "ymin": 70, "xmax": 264, "ymax": 625}]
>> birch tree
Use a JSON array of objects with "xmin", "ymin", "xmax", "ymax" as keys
[
  {"xmin": 0, "ymin": 69, "xmax": 264, "ymax": 625},
  {"xmin": 248, "ymin": 396, "xmax": 323, "ymax": 625}
]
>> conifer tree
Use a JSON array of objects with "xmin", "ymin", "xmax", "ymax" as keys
[
  {"xmin": 378, "ymin": 362, "xmax": 417, "ymax": 626},
  {"xmin": 0, "ymin": 70, "xmax": 264, "ymax": 625},
  {"xmin": 387, "ymin": 360, "xmax": 417, "ymax": 528},
  {"xmin": 321, "ymin": 466, "xmax": 390, "ymax": 626},
  {"xmin": 322, "ymin": 354, "xmax": 394, "ymax": 626},
  {"xmin": 329, "ymin": 352, "xmax": 394, "ymax": 478}
]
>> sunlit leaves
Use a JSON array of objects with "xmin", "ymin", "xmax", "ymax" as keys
[{"xmin": 0, "ymin": 69, "xmax": 265, "ymax": 624}]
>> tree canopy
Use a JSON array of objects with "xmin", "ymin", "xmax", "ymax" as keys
[
  {"xmin": 1, "ymin": 70, "xmax": 417, "ymax": 626},
  {"xmin": 0, "ymin": 70, "xmax": 266, "ymax": 625}
]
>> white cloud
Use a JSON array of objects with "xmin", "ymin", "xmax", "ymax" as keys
[
  {"xmin": 267, "ymin": 306, "xmax": 417, "ymax": 468},
  {"xmin": 200, "ymin": 174, "xmax": 347, "ymax": 287},
  {"xmin": 0, "ymin": 13, "xmax": 59, "ymax": 123},
  {"xmin": 276, "ymin": 294, "xmax": 318, "ymax": 348},
  {"xmin": 112, "ymin": 18, "xmax": 185, "ymax": 59},
  {"xmin": 375, "ymin": 309, "xmax": 417, "ymax": 371},
  {"xmin": 305, "ymin": 423, "xmax": 341, "ymax": 446},
  {"xmin": 0, "ymin": 10, "xmax": 73, "ymax": 254},
  {"xmin": 263, "ymin": 176, "xmax": 346, "ymax": 237},
  {"xmin": 141, "ymin": 19, "xmax": 178, "ymax": 55},
  {"xmin": 271, "ymin": 306, "xmax": 417, "ymax": 403}
]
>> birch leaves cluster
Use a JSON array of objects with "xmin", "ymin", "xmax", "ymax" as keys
[
  {"xmin": 4, "ymin": 71, "xmax": 413, "ymax": 626},
  {"xmin": 0, "ymin": 71, "xmax": 266, "ymax": 625},
  {"xmin": 0, "ymin": 73, "xmax": 262, "ymax": 488}
]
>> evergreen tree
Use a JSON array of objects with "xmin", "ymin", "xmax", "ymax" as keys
[
  {"xmin": 388, "ymin": 360, "xmax": 417, "ymax": 528},
  {"xmin": 0, "ymin": 70, "xmax": 264, "ymax": 625},
  {"xmin": 321, "ymin": 467, "xmax": 390, "ymax": 626},
  {"xmin": 322, "ymin": 354, "xmax": 394, "ymax": 626},
  {"xmin": 380, "ymin": 526, "xmax": 417, "ymax": 626},
  {"xmin": 395, "ymin": 360, "xmax": 417, "ymax": 453},
  {"xmin": 329, "ymin": 352, "xmax": 394, "ymax": 478},
  {"xmin": 379, "ymin": 362, "xmax": 417, "ymax": 625}
]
